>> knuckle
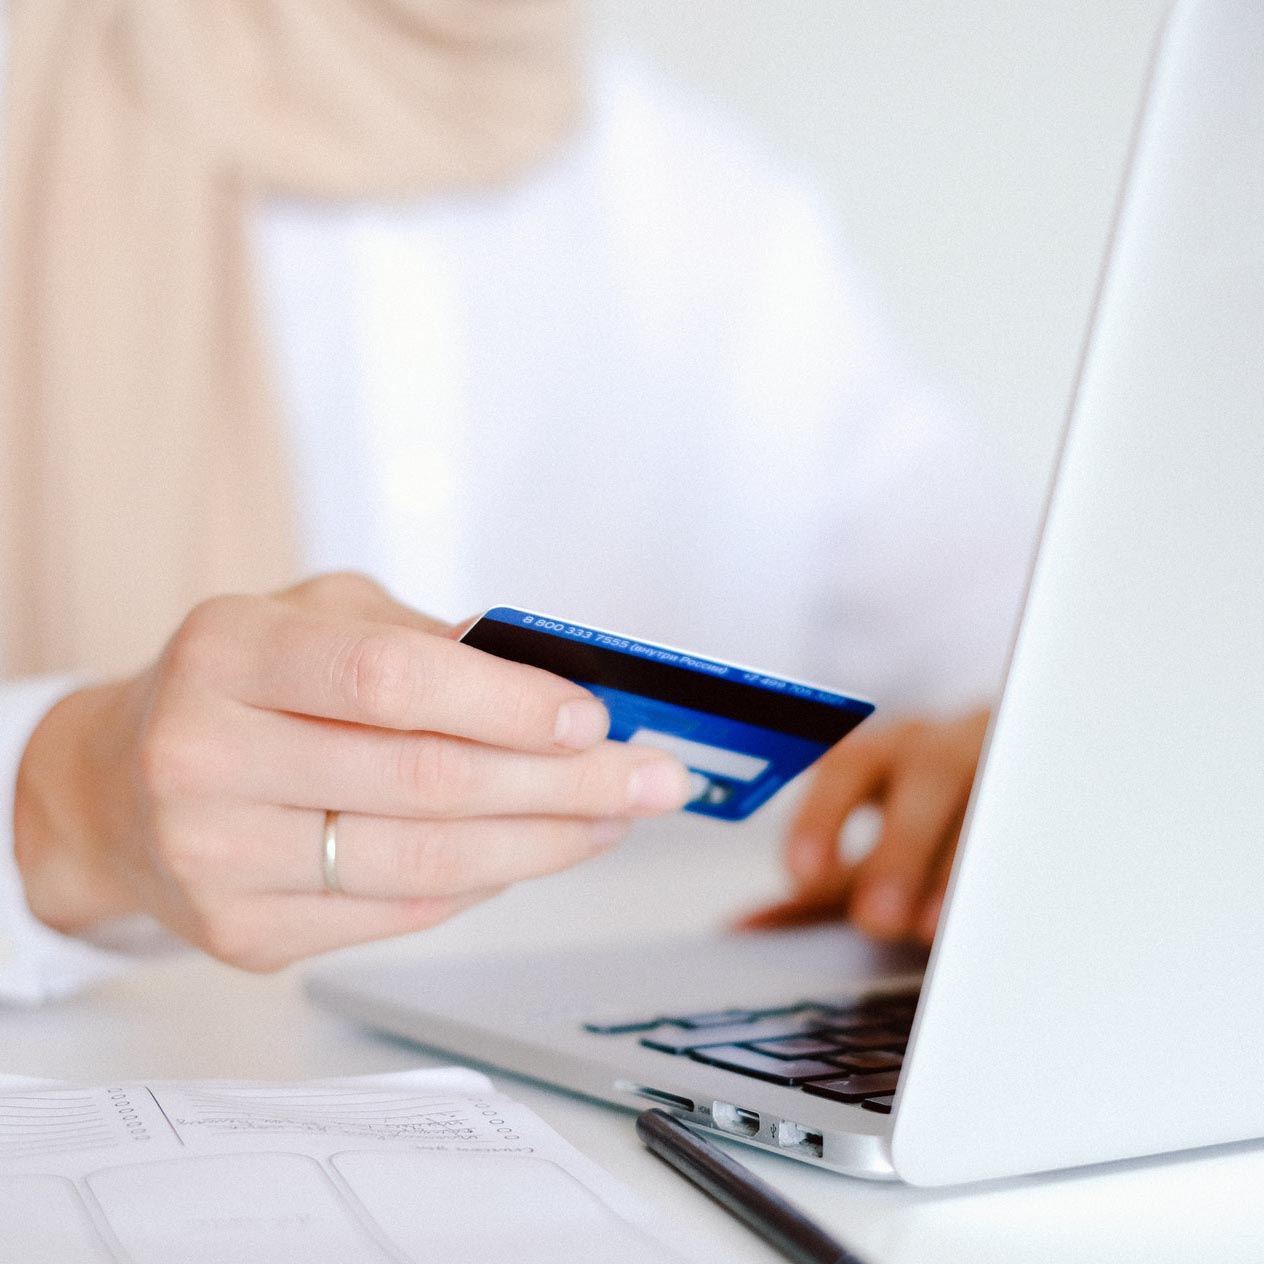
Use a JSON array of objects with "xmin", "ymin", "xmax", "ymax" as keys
[
  {"xmin": 294, "ymin": 571, "xmax": 384, "ymax": 612},
  {"xmin": 566, "ymin": 751, "xmax": 621, "ymax": 813},
  {"xmin": 135, "ymin": 718, "xmax": 180, "ymax": 796},
  {"xmin": 395, "ymin": 737, "xmax": 476, "ymax": 813},
  {"xmin": 390, "ymin": 824, "xmax": 466, "ymax": 897},
  {"xmin": 136, "ymin": 711, "xmax": 231, "ymax": 800},
  {"xmin": 335, "ymin": 632, "xmax": 418, "ymax": 726},
  {"xmin": 500, "ymin": 678, "xmax": 551, "ymax": 747},
  {"xmin": 163, "ymin": 597, "xmax": 241, "ymax": 682}
]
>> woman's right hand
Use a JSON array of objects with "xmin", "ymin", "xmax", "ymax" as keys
[{"xmin": 13, "ymin": 573, "xmax": 691, "ymax": 970}]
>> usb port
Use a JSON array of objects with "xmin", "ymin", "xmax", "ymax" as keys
[
  {"xmin": 711, "ymin": 1102, "xmax": 760, "ymax": 1137},
  {"xmin": 775, "ymin": 1120, "xmax": 824, "ymax": 1157}
]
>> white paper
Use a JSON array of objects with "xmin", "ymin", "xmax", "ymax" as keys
[{"xmin": 0, "ymin": 1068, "xmax": 708, "ymax": 1264}]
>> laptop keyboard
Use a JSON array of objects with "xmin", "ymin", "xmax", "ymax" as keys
[{"xmin": 583, "ymin": 989, "xmax": 918, "ymax": 1115}]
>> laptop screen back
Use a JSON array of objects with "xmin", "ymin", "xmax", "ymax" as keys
[{"xmin": 893, "ymin": 0, "xmax": 1264, "ymax": 1185}]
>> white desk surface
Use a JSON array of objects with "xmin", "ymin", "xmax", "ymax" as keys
[{"xmin": 6, "ymin": 809, "xmax": 1264, "ymax": 1264}]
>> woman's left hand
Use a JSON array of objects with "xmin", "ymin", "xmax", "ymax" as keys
[{"xmin": 741, "ymin": 710, "xmax": 990, "ymax": 946}]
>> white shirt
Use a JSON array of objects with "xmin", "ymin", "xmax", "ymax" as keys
[{"xmin": 0, "ymin": 54, "xmax": 1034, "ymax": 1005}]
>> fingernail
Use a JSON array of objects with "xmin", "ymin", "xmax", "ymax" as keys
[
  {"xmin": 592, "ymin": 818, "xmax": 630, "ymax": 850},
  {"xmin": 839, "ymin": 804, "xmax": 884, "ymax": 864},
  {"xmin": 554, "ymin": 698, "xmax": 610, "ymax": 749},
  {"xmin": 855, "ymin": 880, "xmax": 911, "ymax": 935},
  {"xmin": 628, "ymin": 758, "xmax": 691, "ymax": 813}
]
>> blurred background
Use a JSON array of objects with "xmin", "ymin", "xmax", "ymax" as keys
[{"xmin": 596, "ymin": 0, "xmax": 1171, "ymax": 503}]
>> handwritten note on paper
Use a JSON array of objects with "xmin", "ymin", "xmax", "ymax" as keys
[{"xmin": 0, "ymin": 1069, "xmax": 708, "ymax": 1264}]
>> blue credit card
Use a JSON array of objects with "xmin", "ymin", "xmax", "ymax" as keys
[{"xmin": 461, "ymin": 607, "xmax": 875, "ymax": 821}]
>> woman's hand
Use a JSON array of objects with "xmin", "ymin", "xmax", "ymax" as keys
[
  {"xmin": 742, "ymin": 710, "xmax": 989, "ymax": 945},
  {"xmin": 13, "ymin": 573, "xmax": 691, "ymax": 970}
]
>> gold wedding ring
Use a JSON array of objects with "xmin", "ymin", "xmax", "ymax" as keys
[{"xmin": 321, "ymin": 810, "xmax": 342, "ymax": 894}]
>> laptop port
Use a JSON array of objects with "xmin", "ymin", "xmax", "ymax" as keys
[
  {"xmin": 618, "ymin": 1083, "xmax": 695, "ymax": 1113},
  {"xmin": 775, "ymin": 1120, "xmax": 824, "ymax": 1157},
  {"xmin": 711, "ymin": 1102, "xmax": 760, "ymax": 1137}
]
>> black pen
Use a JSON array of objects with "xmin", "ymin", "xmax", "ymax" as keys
[{"xmin": 636, "ymin": 1109, "xmax": 870, "ymax": 1264}]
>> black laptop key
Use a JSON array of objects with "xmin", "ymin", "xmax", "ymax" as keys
[
  {"xmin": 748, "ymin": 1036, "xmax": 847, "ymax": 1060},
  {"xmin": 860, "ymin": 1094, "xmax": 896, "ymax": 1114},
  {"xmin": 849, "ymin": 1000, "xmax": 889, "ymax": 1019},
  {"xmin": 797, "ymin": 999, "xmax": 862, "ymax": 1019},
  {"xmin": 875, "ymin": 1000, "xmax": 918, "ymax": 1023},
  {"xmin": 802, "ymin": 1072, "xmax": 903, "ymax": 1103},
  {"xmin": 832, "ymin": 1050, "xmax": 903, "ymax": 1073},
  {"xmin": 857, "ymin": 988, "xmax": 917, "ymax": 1014},
  {"xmin": 829, "ymin": 1027, "xmax": 908, "ymax": 1052},
  {"xmin": 874, "ymin": 986, "xmax": 921, "ymax": 1007},
  {"xmin": 670, "ymin": 1009, "xmax": 757, "ymax": 1029},
  {"xmin": 582, "ymin": 1016, "xmax": 664, "ymax": 1035},
  {"xmin": 749, "ymin": 1002, "xmax": 816, "ymax": 1019},
  {"xmin": 639, "ymin": 1013, "xmax": 835, "ymax": 1054},
  {"xmin": 815, "ymin": 1019, "xmax": 886, "ymax": 1038},
  {"xmin": 688, "ymin": 1045, "xmax": 845, "ymax": 1085}
]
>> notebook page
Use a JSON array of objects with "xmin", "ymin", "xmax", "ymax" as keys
[{"xmin": 0, "ymin": 1068, "xmax": 710, "ymax": 1264}]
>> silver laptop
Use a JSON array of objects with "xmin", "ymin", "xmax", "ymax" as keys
[{"xmin": 308, "ymin": 0, "xmax": 1264, "ymax": 1186}]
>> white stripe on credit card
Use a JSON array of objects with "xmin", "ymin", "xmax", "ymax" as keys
[{"xmin": 628, "ymin": 729, "xmax": 770, "ymax": 782}]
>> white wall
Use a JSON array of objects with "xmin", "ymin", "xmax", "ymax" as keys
[{"xmin": 593, "ymin": 1, "xmax": 1171, "ymax": 503}]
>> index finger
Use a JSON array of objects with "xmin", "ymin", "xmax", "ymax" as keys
[
  {"xmin": 784, "ymin": 729, "xmax": 893, "ymax": 887},
  {"xmin": 193, "ymin": 598, "xmax": 611, "ymax": 753}
]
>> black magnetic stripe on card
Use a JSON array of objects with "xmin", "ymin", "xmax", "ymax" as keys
[{"xmin": 462, "ymin": 620, "xmax": 869, "ymax": 745}]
